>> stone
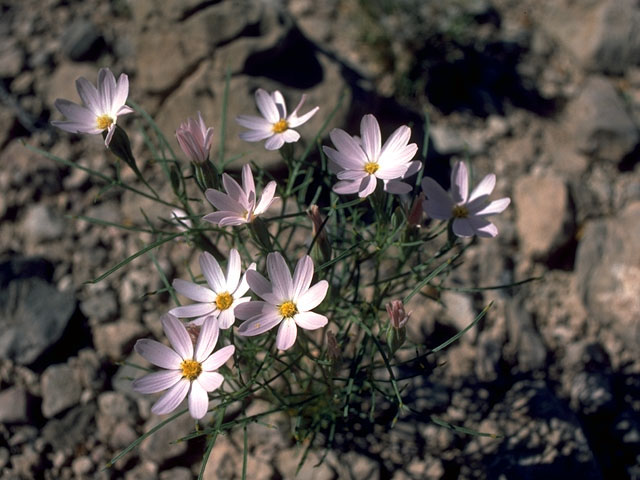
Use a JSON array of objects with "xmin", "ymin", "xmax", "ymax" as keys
[
  {"xmin": 139, "ymin": 413, "xmax": 194, "ymax": 463},
  {"xmin": 514, "ymin": 173, "xmax": 573, "ymax": 260},
  {"xmin": 109, "ymin": 421, "xmax": 138, "ymax": 449},
  {"xmin": 92, "ymin": 320, "xmax": 146, "ymax": 359},
  {"xmin": 430, "ymin": 124, "xmax": 467, "ymax": 155},
  {"xmin": 441, "ymin": 291, "xmax": 477, "ymax": 341},
  {"xmin": 570, "ymin": 371, "xmax": 614, "ymax": 415},
  {"xmin": 22, "ymin": 204, "xmax": 66, "ymax": 243},
  {"xmin": 506, "ymin": 300, "xmax": 547, "ymax": 372},
  {"xmin": 45, "ymin": 62, "xmax": 97, "ymax": 111},
  {"xmin": 160, "ymin": 467, "xmax": 192, "ymax": 480},
  {"xmin": 0, "ymin": 39, "xmax": 24, "ymax": 78},
  {"xmin": 61, "ymin": 20, "xmax": 104, "ymax": 61},
  {"xmin": 575, "ymin": 201, "xmax": 640, "ymax": 350},
  {"xmin": 41, "ymin": 363, "xmax": 82, "ymax": 418},
  {"xmin": 80, "ymin": 289, "xmax": 118, "ymax": 323},
  {"xmin": 276, "ymin": 448, "xmax": 334, "ymax": 480},
  {"xmin": 0, "ymin": 268, "xmax": 76, "ymax": 366},
  {"xmin": 71, "ymin": 456, "xmax": 93, "ymax": 477},
  {"xmin": 0, "ymin": 387, "xmax": 29, "ymax": 424},
  {"xmin": 566, "ymin": 76, "xmax": 639, "ymax": 164},
  {"xmin": 41, "ymin": 404, "xmax": 97, "ymax": 451}
]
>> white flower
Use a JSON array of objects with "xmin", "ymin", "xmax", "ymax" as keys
[
  {"xmin": 203, "ymin": 164, "xmax": 278, "ymax": 226},
  {"xmin": 169, "ymin": 250, "xmax": 255, "ymax": 329},
  {"xmin": 176, "ymin": 112, "xmax": 214, "ymax": 164},
  {"xmin": 52, "ymin": 68, "xmax": 134, "ymax": 147},
  {"xmin": 236, "ymin": 253, "xmax": 328, "ymax": 351},
  {"xmin": 421, "ymin": 160, "xmax": 511, "ymax": 238},
  {"xmin": 323, "ymin": 114, "xmax": 421, "ymax": 198},
  {"xmin": 236, "ymin": 89, "xmax": 319, "ymax": 150},
  {"xmin": 132, "ymin": 314, "xmax": 234, "ymax": 420}
]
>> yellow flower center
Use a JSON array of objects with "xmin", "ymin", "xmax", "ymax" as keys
[
  {"xmin": 215, "ymin": 292, "xmax": 233, "ymax": 311},
  {"xmin": 272, "ymin": 119, "xmax": 289, "ymax": 134},
  {"xmin": 452, "ymin": 205, "xmax": 469, "ymax": 218},
  {"xmin": 180, "ymin": 359, "xmax": 202, "ymax": 381},
  {"xmin": 278, "ymin": 300, "xmax": 298, "ymax": 319},
  {"xmin": 364, "ymin": 162, "xmax": 379, "ymax": 175},
  {"xmin": 96, "ymin": 114, "xmax": 114, "ymax": 130}
]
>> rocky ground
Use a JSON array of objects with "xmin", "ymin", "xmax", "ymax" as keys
[{"xmin": 1, "ymin": 0, "xmax": 639, "ymax": 478}]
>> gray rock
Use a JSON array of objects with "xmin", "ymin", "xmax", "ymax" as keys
[
  {"xmin": 41, "ymin": 404, "xmax": 97, "ymax": 451},
  {"xmin": 514, "ymin": 174, "xmax": 574, "ymax": 260},
  {"xmin": 98, "ymin": 391, "xmax": 135, "ymax": 420},
  {"xmin": 0, "ymin": 386, "xmax": 29, "ymax": 424},
  {"xmin": 79, "ymin": 289, "xmax": 118, "ymax": 323},
  {"xmin": 71, "ymin": 456, "xmax": 93, "ymax": 477},
  {"xmin": 570, "ymin": 371, "xmax": 614, "ymax": 415},
  {"xmin": 61, "ymin": 20, "xmax": 104, "ymax": 61},
  {"xmin": 506, "ymin": 300, "xmax": 547, "ymax": 372},
  {"xmin": 575, "ymin": 201, "xmax": 640, "ymax": 350},
  {"xmin": 567, "ymin": 76, "xmax": 639, "ymax": 164},
  {"xmin": 22, "ymin": 204, "xmax": 66, "ymax": 242},
  {"xmin": 92, "ymin": 320, "xmax": 146, "ymax": 359},
  {"xmin": 41, "ymin": 363, "xmax": 82, "ymax": 418},
  {"xmin": 430, "ymin": 124, "xmax": 467, "ymax": 155},
  {"xmin": 0, "ymin": 39, "xmax": 24, "ymax": 78},
  {"xmin": 140, "ymin": 413, "xmax": 194, "ymax": 463},
  {"xmin": 0, "ymin": 274, "xmax": 76, "ymax": 366},
  {"xmin": 160, "ymin": 467, "xmax": 193, "ymax": 480}
]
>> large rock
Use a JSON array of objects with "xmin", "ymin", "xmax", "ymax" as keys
[
  {"xmin": 566, "ymin": 76, "xmax": 638, "ymax": 164},
  {"xmin": 537, "ymin": 0, "xmax": 640, "ymax": 75},
  {"xmin": 0, "ymin": 258, "xmax": 76, "ymax": 365},
  {"xmin": 575, "ymin": 201, "xmax": 640, "ymax": 350},
  {"xmin": 514, "ymin": 173, "xmax": 573, "ymax": 260},
  {"xmin": 41, "ymin": 363, "xmax": 82, "ymax": 418}
]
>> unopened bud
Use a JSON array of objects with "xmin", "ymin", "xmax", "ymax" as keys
[
  {"xmin": 308, "ymin": 205, "xmax": 331, "ymax": 264},
  {"xmin": 386, "ymin": 300, "xmax": 410, "ymax": 354},
  {"xmin": 176, "ymin": 112, "xmax": 214, "ymax": 165},
  {"xmin": 408, "ymin": 193, "xmax": 424, "ymax": 227}
]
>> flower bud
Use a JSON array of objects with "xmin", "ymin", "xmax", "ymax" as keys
[
  {"xmin": 386, "ymin": 299, "xmax": 410, "ymax": 354},
  {"xmin": 176, "ymin": 112, "xmax": 214, "ymax": 165},
  {"xmin": 308, "ymin": 205, "xmax": 331, "ymax": 264},
  {"xmin": 408, "ymin": 193, "xmax": 424, "ymax": 227}
]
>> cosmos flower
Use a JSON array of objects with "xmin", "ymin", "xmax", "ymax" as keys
[
  {"xmin": 421, "ymin": 160, "xmax": 511, "ymax": 238},
  {"xmin": 236, "ymin": 253, "xmax": 328, "ymax": 351},
  {"xmin": 386, "ymin": 299, "xmax": 410, "ymax": 329},
  {"xmin": 176, "ymin": 112, "xmax": 214, "ymax": 164},
  {"xmin": 203, "ymin": 164, "xmax": 278, "ymax": 226},
  {"xmin": 132, "ymin": 314, "xmax": 234, "ymax": 420},
  {"xmin": 169, "ymin": 250, "xmax": 255, "ymax": 329},
  {"xmin": 236, "ymin": 89, "xmax": 319, "ymax": 150},
  {"xmin": 52, "ymin": 68, "xmax": 134, "ymax": 147},
  {"xmin": 323, "ymin": 114, "xmax": 420, "ymax": 198}
]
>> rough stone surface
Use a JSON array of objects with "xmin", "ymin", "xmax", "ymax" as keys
[
  {"xmin": 0, "ymin": 387, "xmax": 29, "ymax": 424},
  {"xmin": 41, "ymin": 363, "xmax": 82, "ymax": 418}
]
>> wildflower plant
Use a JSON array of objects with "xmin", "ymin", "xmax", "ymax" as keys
[{"xmin": 36, "ymin": 67, "xmax": 529, "ymax": 478}]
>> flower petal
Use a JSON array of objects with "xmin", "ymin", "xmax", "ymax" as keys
[
  {"xmin": 467, "ymin": 173, "xmax": 497, "ymax": 204},
  {"xmin": 421, "ymin": 177, "xmax": 454, "ymax": 219},
  {"xmin": 151, "ymin": 378, "xmax": 189, "ymax": 415},
  {"xmin": 134, "ymin": 338, "xmax": 182, "ymax": 369},
  {"xmin": 132, "ymin": 370, "xmax": 182, "ymax": 394},
  {"xmin": 75, "ymin": 77, "xmax": 101, "ymax": 115},
  {"xmin": 54, "ymin": 99, "xmax": 97, "ymax": 129},
  {"xmin": 188, "ymin": 380, "xmax": 209, "ymax": 419},
  {"xmin": 225, "ymin": 249, "xmax": 242, "ymax": 292},
  {"xmin": 235, "ymin": 300, "xmax": 270, "ymax": 320},
  {"xmin": 292, "ymin": 255, "xmax": 314, "ymax": 300},
  {"xmin": 451, "ymin": 161, "xmax": 469, "ymax": 204},
  {"xmin": 169, "ymin": 303, "xmax": 215, "ymax": 319},
  {"xmin": 276, "ymin": 318, "xmax": 298, "ymax": 350},
  {"xmin": 471, "ymin": 197, "xmax": 510, "ymax": 217},
  {"xmin": 358, "ymin": 174, "xmax": 378, "ymax": 198},
  {"xmin": 288, "ymin": 105, "xmax": 319, "ymax": 128},
  {"xmin": 201, "ymin": 345, "xmax": 235, "ymax": 371},
  {"xmin": 470, "ymin": 217, "xmax": 499, "ymax": 237},
  {"xmin": 222, "ymin": 174, "xmax": 248, "ymax": 206},
  {"xmin": 384, "ymin": 179, "xmax": 412, "ymax": 194},
  {"xmin": 113, "ymin": 73, "xmax": 130, "ymax": 113},
  {"xmin": 297, "ymin": 280, "xmax": 328, "ymax": 312},
  {"xmin": 203, "ymin": 212, "xmax": 246, "ymax": 226},
  {"xmin": 200, "ymin": 251, "xmax": 227, "ymax": 292},
  {"xmin": 333, "ymin": 180, "xmax": 361, "ymax": 195},
  {"xmin": 205, "ymin": 188, "xmax": 245, "ymax": 214},
  {"xmin": 237, "ymin": 310, "xmax": 282, "ymax": 336},
  {"xmin": 162, "ymin": 314, "xmax": 193, "ymax": 360},
  {"xmin": 328, "ymin": 129, "xmax": 368, "ymax": 167},
  {"xmin": 197, "ymin": 371, "xmax": 224, "ymax": 392},
  {"xmin": 173, "ymin": 279, "xmax": 215, "ymax": 303},
  {"xmin": 267, "ymin": 252, "xmax": 293, "ymax": 300},
  {"xmin": 236, "ymin": 114, "xmax": 273, "ymax": 133},
  {"xmin": 234, "ymin": 263, "xmax": 255, "ymax": 298},
  {"xmin": 360, "ymin": 114, "xmax": 381, "ymax": 162},
  {"xmin": 98, "ymin": 68, "xmax": 117, "ymax": 113},
  {"xmin": 241, "ymin": 164, "xmax": 256, "ymax": 197},
  {"xmin": 380, "ymin": 125, "xmax": 411, "ymax": 161},
  {"xmin": 194, "ymin": 315, "xmax": 219, "ymax": 362},
  {"xmin": 294, "ymin": 311, "xmax": 328, "ymax": 331},
  {"xmin": 452, "ymin": 218, "xmax": 475, "ymax": 237},
  {"xmin": 255, "ymin": 88, "xmax": 280, "ymax": 123},
  {"xmin": 217, "ymin": 308, "xmax": 236, "ymax": 329},
  {"xmin": 281, "ymin": 129, "xmax": 300, "ymax": 143},
  {"xmin": 254, "ymin": 181, "xmax": 278, "ymax": 216},
  {"xmin": 246, "ymin": 270, "xmax": 273, "ymax": 300},
  {"xmin": 272, "ymin": 90, "xmax": 287, "ymax": 118},
  {"xmin": 265, "ymin": 134, "xmax": 285, "ymax": 150}
]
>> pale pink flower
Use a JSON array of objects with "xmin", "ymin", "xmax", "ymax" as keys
[
  {"xmin": 132, "ymin": 314, "xmax": 234, "ymax": 420},
  {"xmin": 203, "ymin": 164, "xmax": 278, "ymax": 226},
  {"xmin": 236, "ymin": 89, "xmax": 319, "ymax": 150},
  {"xmin": 386, "ymin": 300, "xmax": 410, "ymax": 329},
  {"xmin": 236, "ymin": 253, "xmax": 328, "ymax": 351},
  {"xmin": 52, "ymin": 68, "xmax": 134, "ymax": 147},
  {"xmin": 421, "ymin": 160, "xmax": 510, "ymax": 238},
  {"xmin": 176, "ymin": 112, "xmax": 214, "ymax": 164},
  {"xmin": 169, "ymin": 250, "xmax": 255, "ymax": 329},
  {"xmin": 323, "ymin": 114, "xmax": 421, "ymax": 198}
]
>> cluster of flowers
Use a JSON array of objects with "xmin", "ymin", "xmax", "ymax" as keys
[{"xmin": 53, "ymin": 68, "xmax": 510, "ymax": 420}]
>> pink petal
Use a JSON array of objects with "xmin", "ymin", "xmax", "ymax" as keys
[
  {"xmin": 276, "ymin": 318, "xmax": 298, "ymax": 350},
  {"xmin": 254, "ymin": 181, "xmax": 278, "ymax": 215},
  {"xmin": 471, "ymin": 217, "xmax": 499, "ymax": 238},
  {"xmin": 421, "ymin": 177, "xmax": 454, "ymax": 219},
  {"xmin": 169, "ymin": 303, "xmax": 215, "ymax": 319},
  {"xmin": 172, "ymin": 279, "xmax": 215, "ymax": 303},
  {"xmin": 297, "ymin": 280, "xmax": 328, "ymax": 312},
  {"xmin": 197, "ymin": 371, "xmax": 224, "ymax": 392},
  {"xmin": 239, "ymin": 129, "xmax": 274, "ymax": 143},
  {"xmin": 294, "ymin": 311, "xmax": 328, "ymax": 331},
  {"xmin": 98, "ymin": 68, "xmax": 117, "ymax": 113},
  {"xmin": 272, "ymin": 90, "xmax": 287, "ymax": 118},
  {"xmin": 292, "ymin": 255, "xmax": 314, "ymax": 300},
  {"xmin": 188, "ymin": 380, "xmax": 209, "ymax": 419},
  {"xmin": 288, "ymin": 105, "xmax": 319, "ymax": 128},
  {"xmin": 337, "ymin": 170, "xmax": 368, "ymax": 181},
  {"xmin": 200, "ymin": 251, "xmax": 226, "ymax": 292},
  {"xmin": 202, "ymin": 211, "xmax": 246, "ymax": 226},
  {"xmin": 468, "ymin": 173, "xmax": 497, "ymax": 203},
  {"xmin": 246, "ymin": 270, "xmax": 272, "ymax": 299},
  {"xmin": 217, "ymin": 308, "xmax": 236, "ymax": 329},
  {"xmin": 225, "ymin": 249, "xmax": 242, "ymax": 292},
  {"xmin": 151, "ymin": 379, "xmax": 189, "ymax": 415},
  {"xmin": 281, "ymin": 129, "xmax": 300, "ymax": 143},
  {"xmin": 162, "ymin": 314, "xmax": 193, "ymax": 360},
  {"xmin": 452, "ymin": 218, "xmax": 475, "ymax": 237},
  {"xmin": 358, "ymin": 174, "xmax": 378, "ymax": 198},
  {"xmin": 134, "ymin": 339, "xmax": 182, "ymax": 369},
  {"xmin": 113, "ymin": 73, "xmax": 130, "ymax": 112},
  {"xmin": 380, "ymin": 125, "xmax": 411, "ymax": 160},
  {"xmin": 451, "ymin": 161, "xmax": 469, "ymax": 204},
  {"xmin": 360, "ymin": 114, "xmax": 381, "ymax": 162},
  {"xmin": 222, "ymin": 174, "xmax": 248, "ymax": 206},
  {"xmin": 255, "ymin": 88, "xmax": 280, "ymax": 123},
  {"xmin": 194, "ymin": 316, "xmax": 219, "ymax": 362},
  {"xmin": 236, "ymin": 114, "xmax": 273, "ymax": 133},
  {"xmin": 201, "ymin": 345, "xmax": 235, "ymax": 371},
  {"xmin": 234, "ymin": 263, "xmax": 255, "ymax": 298},
  {"xmin": 265, "ymin": 134, "xmax": 285, "ymax": 150},
  {"xmin": 237, "ymin": 310, "xmax": 282, "ymax": 336},
  {"xmin": 403, "ymin": 160, "xmax": 422, "ymax": 178},
  {"xmin": 384, "ymin": 180, "xmax": 412, "ymax": 194},
  {"xmin": 333, "ymin": 180, "xmax": 361, "ymax": 195},
  {"xmin": 234, "ymin": 300, "xmax": 270, "ymax": 320},
  {"xmin": 74, "ymin": 77, "xmax": 101, "ymax": 115},
  {"xmin": 54, "ymin": 99, "xmax": 97, "ymax": 129},
  {"xmin": 267, "ymin": 252, "xmax": 293, "ymax": 300},
  {"xmin": 132, "ymin": 370, "xmax": 182, "ymax": 394},
  {"xmin": 375, "ymin": 163, "xmax": 411, "ymax": 180},
  {"xmin": 328, "ymin": 129, "xmax": 368, "ymax": 166},
  {"xmin": 241, "ymin": 164, "xmax": 256, "ymax": 197},
  {"xmin": 471, "ymin": 197, "xmax": 510, "ymax": 217},
  {"xmin": 205, "ymin": 188, "xmax": 245, "ymax": 214}
]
